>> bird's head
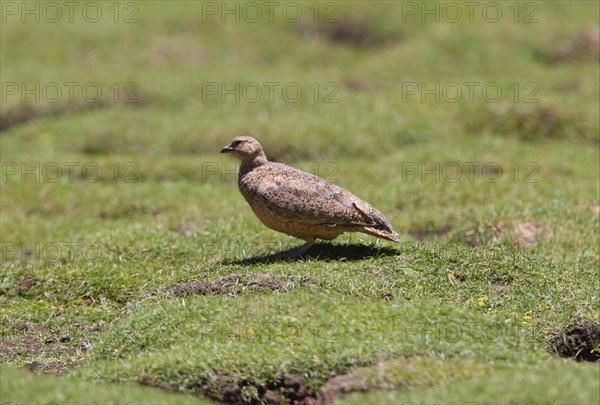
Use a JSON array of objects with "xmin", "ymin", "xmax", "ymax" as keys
[{"xmin": 220, "ymin": 136, "xmax": 267, "ymax": 163}]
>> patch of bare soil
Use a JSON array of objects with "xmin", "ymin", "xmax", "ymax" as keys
[
  {"xmin": 1, "ymin": 101, "xmax": 113, "ymax": 132},
  {"xmin": 140, "ymin": 373, "xmax": 318, "ymax": 404},
  {"xmin": 0, "ymin": 320, "xmax": 103, "ymax": 374},
  {"xmin": 319, "ymin": 361, "xmax": 404, "ymax": 403},
  {"xmin": 546, "ymin": 27, "xmax": 599, "ymax": 63},
  {"xmin": 320, "ymin": 20, "xmax": 375, "ymax": 46},
  {"xmin": 0, "ymin": 105, "xmax": 37, "ymax": 131},
  {"xmin": 170, "ymin": 218, "xmax": 204, "ymax": 236},
  {"xmin": 507, "ymin": 221, "xmax": 543, "ymax": 247},
  {"xmin": 342, "ymin": 77, "xmax": 372, "ymax": 93},
  {"xmin": 17, "ymin": 274, "xmax": 36, "ymax": 295},
  {"xmin": 298, "ymin": 18, "xmax": 401, "ymax": 48},
  {"xmin": 168, "ymin": 274, "xmax": 314, "ymax": 297},
  {"xmin": 2, "ymin": 93, "xmax": 145, "ymax": 133},
  {"xmin": 549, "ymin": 318, "xmax": 600, "ymax": 362},
  {"xmin": 469, "ymin": 103, "xmax": 587, "ymax": 142},
  {"xmin": 464, "ymin": 220, "xmax": 544, "ymax": 248},
  {"xmin": 144, "ymin": 359, "xmax": 410, "ymax": 404},
  {"xmin": 408, "ymin": 224, "xmax": 452, "ymax": 241}
]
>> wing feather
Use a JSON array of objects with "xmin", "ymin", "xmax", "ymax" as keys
[{"xmin": 252, "ymin": 163, "xmax": 369, "ymax": 225}]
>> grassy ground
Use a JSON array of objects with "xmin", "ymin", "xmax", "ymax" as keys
[{"xmin": 1, "ymin": 1, "xmax": 599, "ymax": 403}]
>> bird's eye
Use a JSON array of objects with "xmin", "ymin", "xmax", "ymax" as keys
[{"xmin": 232, "ymin": 140, "xmax": 241, "ymax": 147}]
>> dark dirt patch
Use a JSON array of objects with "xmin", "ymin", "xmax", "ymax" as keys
[
  {"xmin": 408, "ymin": 224, "xmax": 452, "ymax": 241},
  {"xmin": 548, "ymin": 318, "xmax": 600, "ymax": 362},
  {"xmin": 509, "ymin": 221, "xmax": 543, "ymax": 247},
  {"xmin": 468, "ymin": 103, "xmax": 590, "ymax": 142},
  {"xmin": 169, "ymin": 274, "xmax": 315, "ymax": 297},
  {"xmin": 0, "ymin": 329, "xmax": 74, "ymax": 374},
  {"xmin": 0, "ymin": 320, "xmax": 102, "ymax": 374},
  {"xmin": 298, "ymin": 17, "xmax": 401, "ymax": 48},
  {"xmin": 342, "ymin": 77, "xmax": 372, "ymax": 93},
  {"xmin": 463, "ymin": 221, "xmax": 544, "ymax": 248},
  {"xmin": 447, "ymin": 272, "xmax": 467, "ymax": 285},
  {"xmin": 0, "ymin": 105, "xmax": 37, "ymax": 131},
  {"xmin": 2, "ymin": 94, "xmax": 145, "ymax": 133},
  {"xmin": 17, "ymin": 274, "xmax": 35, "ymax": 295},
  {"xmin": 144, "ymin": 359, "xmax": 411, "ymax": 404},
  {"xmin": 220, "ymin": 374, "xmax": 317, "ymax": 404},
  {"xmin": 543, "ymin": 26, "xmax": 599, "ymax": 63},
  {"xmin": 463, "ymin": 223, "xmax": 503, "ymax": 247},
  {"xmin": 170, "ymin": 218, "xmax": 204, "ymax": 236},
  {"xmin": 24, "ymin": 360, "xmax": 43, "ymax": 372},
  {"xmin": 148, "ymin": 371, "xmax": 392, "ymax": 404},
  {"xmin": 1, "ymin": 101, "xmax": 108, "ymax": 133},
  {"xmin": 319, "ymin": 363, "xmax": 404, "ymax": 403},
  {"xmin": 140, "ymin": 373, "xmax": 318, "ymax": 404},
  {"xmin": 98, "ymin": 202, "xmax": 168, "ymax": 219},
  {"xmin": 318, "ymin": 20, "xmax": 376, "ymax": 47}
]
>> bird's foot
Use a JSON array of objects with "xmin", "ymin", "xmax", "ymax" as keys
[{"xmin": 274, "ymin": 239, "xmax": 315, "ymax": 259}]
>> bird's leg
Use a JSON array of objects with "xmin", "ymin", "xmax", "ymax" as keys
[
  {"xmin": 275, "ymin": 238, "xmax": 315, "ymax": 259},
  {"xmin": 296, "ymin": 238, "xmax": 315, "ymax": 255}
]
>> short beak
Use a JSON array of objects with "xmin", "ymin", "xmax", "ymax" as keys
[{"xmin": 220, "ymin": 144, "xmax": 233, "ymax": 153}]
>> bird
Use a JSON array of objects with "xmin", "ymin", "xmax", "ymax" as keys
[{"xmin": 220, "ymin": 136, "xmax": 400, "ymax": 257}]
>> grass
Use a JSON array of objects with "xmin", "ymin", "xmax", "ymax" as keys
[
  {"xmin": 1, "ymin": 1, "xmax": 599, "ymax": 403},
  {"xmin": 0, "ymin": 365, "xmax": 214, "ymax": 404},
  {"xmin": 342, "ymin": 360, "xmax": 600, "ymax": 404}
]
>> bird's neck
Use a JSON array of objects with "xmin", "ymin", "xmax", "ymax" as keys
[{"xmin": 239, "ymin": 153, "xmax": 268, "ymax": 174}]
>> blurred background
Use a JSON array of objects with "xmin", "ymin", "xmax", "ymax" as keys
[
  {"xmin": 1, "ymin": 2, "xmax": 599, "ymax": 403},
  {"xmin": 2, "ymin": 1, "xmax": 598, "ymax": 157}
]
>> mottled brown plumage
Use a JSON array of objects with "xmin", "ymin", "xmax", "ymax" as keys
[{"xmin": 221, "ymin": 136, "xmax": 400, "ymax": 256}]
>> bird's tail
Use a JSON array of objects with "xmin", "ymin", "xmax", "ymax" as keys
[
  {"xmin": 360, "ymin": 226, "xmax": 401, "ymax": 243},
  {"xmin": 350, "ymin": 201, "xmax": 401, "ymax": 243}
]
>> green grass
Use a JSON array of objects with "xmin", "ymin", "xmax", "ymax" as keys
[
  {"xmin": 342, "ymin": 360, "xmax": 600, "ymax": 404},
  {"xmin": 1, "ymin": 1, "xmax": 599, "ymax": 403},
  {"xmin": 0, "ymin": 365, "xmax": 214, "ymax": 404}
]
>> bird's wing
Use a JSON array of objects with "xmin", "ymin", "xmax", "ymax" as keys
[{"xmin": 254, "ymin": 164, "xmax": 383, "ymax": 227}]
